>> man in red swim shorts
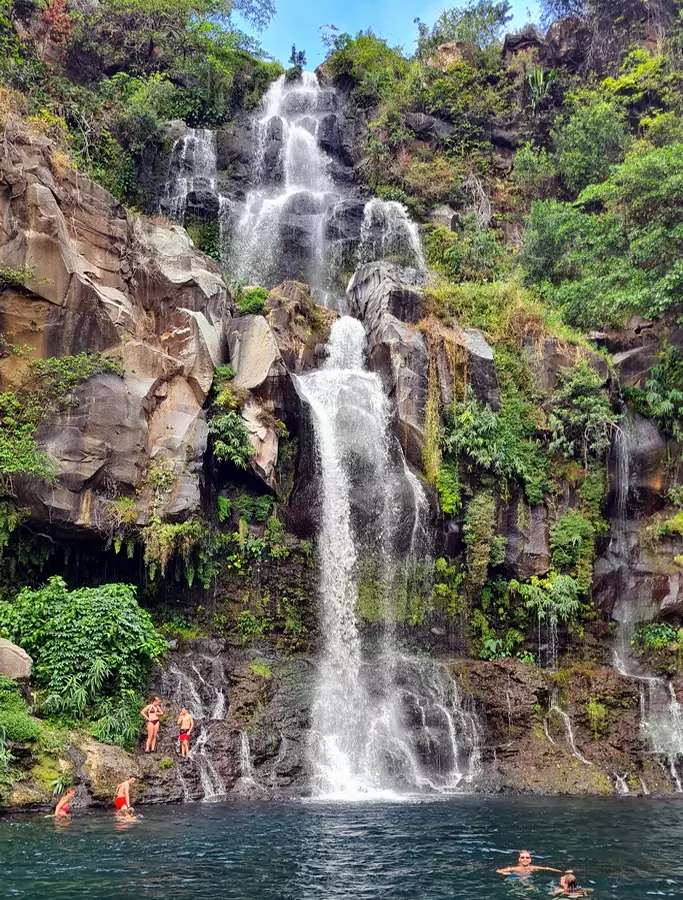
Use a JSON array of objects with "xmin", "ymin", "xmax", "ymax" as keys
[
  {"xmin": 177, "ymin": 707, "xmax": 195, "ymax": 758},
  {"xmin": 114, "ymin": 776, "xmax": 137, "ymax": 813}
]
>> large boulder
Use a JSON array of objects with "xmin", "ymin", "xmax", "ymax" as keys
[{"xmin": 0, "ymin": 639, "xmax": 32, "ymax": 680}]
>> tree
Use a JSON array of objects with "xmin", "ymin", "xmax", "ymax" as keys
[
  {"xmin": 288, "ymin": 44, "xmax": 306, "ymax": 68},
  {"xmin": 416, "ymin": 1, "xmax": 513, "ymax": 61},
  {"xmin": 553, "ymin": 92, "xmax": 629, "ymax": 194}
]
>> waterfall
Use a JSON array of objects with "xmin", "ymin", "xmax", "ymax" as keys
[
  {"xmin": 614, "ymin": 773, "xmax": 630, "ymax": 794},
  {"xmin": 609, "ymin": 415, "xmax": 633, "ymax": 602},
  {"xmin": 295, "ymin": 317, "xmax": 479, "ymax": 797},
  {"xmin": 164, "ymin": 128, "xmax": 219, "ymax": 223},
  {"xmin": 358, "ymin": 198, "xmax": 425, "ymax": 270},
  {"xmin": 225, "ymin": 72, "xmax": 425, "ymax": 296},
  {"xmin": 160, "ymin": 659, "xmax": 228, "ymax": 801},
  {"xmin": 613, "ymin": 650, "xmax": 683, "ymax": 791},
  {"xmin": 548, "ymin": 690, "xmax": 592, "ymax": 766},
  {"xmin": 227, "ymin": 72, "xmax": 339, "ymax": 290}
]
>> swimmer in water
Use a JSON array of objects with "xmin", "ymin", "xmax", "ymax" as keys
[
  {"xmin": 54, "ymin": 787, "xmax": 76, "ymax": 818},
  {"xmin": 551, "ymin": 871, "xmax": 593, "ymax": 896},
  {"xmin": 497, "ymin": 850, "xmax": 562, "ymax": 877},
  {"xmin": 114, "ymin": 776, "xmax": 137, "ymax": 814}
]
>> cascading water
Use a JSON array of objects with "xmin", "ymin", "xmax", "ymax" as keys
[
  {"xmin": 160, "ymin": 658, "xmax": 228, "ymax": 801},
  {"xmin": 164, "ymin": 128, "xmax": 219, "ymax": 222},
  {"xmin": 613, "ymin": 650, "xmax": 683, "ymax": 791},
  {"xmin": 295, "ymin": 316, "xmax": 479, "ymax": 797},
  {"xmin": 358, "ymin": 198, "xmax": 425, "ymax": 269},
  {"xmin": 227, "ymin": 72, "xmax": 340, "ymax": 290},
  {"xmin": 225, "ymin": 73, "xmax": 426, "ymax": 295}
]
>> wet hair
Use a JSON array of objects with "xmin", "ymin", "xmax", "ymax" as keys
[
  {"xmin": 563, "ymin": 873, "xmax": 577, "ymax": 889},
  {"xmin": 519, "ymin": 850, "xmax": 531, "ymax": 858}
]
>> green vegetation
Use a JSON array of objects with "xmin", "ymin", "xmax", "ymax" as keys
[
  {"xmin": 0, "ymin": 675, "xmax": 41, "ymax": 742},
  {"xmin": 586, "ymin": 697, "xmax": 608, "ymax": 740},
  {"xmin": 632, "ymin": 622, "xmax": 682, "ymax": 652},
  {"xmin": 0, "ymin": 577, "xmax": 166, "ymax": 747},
  {"xmin": 548, "ymin": 362, "xmax": 615, "ymax": 469},
  {"xmin": 624, "ymin": 344, "xmax": 683, "ymax": 443},
  {"xmin": 236, "ymin": 286, "xmax": 269, "ymax": 316}
]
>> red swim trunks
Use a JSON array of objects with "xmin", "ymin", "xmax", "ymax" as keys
[
  {"xmin": 179, "ymin": 731, "xmax": 190, "ymax": 742},
  {"xmin": 114, "ymin": 796, "xmax": 127, "ymax": 810}
]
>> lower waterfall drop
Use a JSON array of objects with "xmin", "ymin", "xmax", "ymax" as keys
[{"xmin": 295, "ymin": 316, "xmax": 479, "ymax": 798}]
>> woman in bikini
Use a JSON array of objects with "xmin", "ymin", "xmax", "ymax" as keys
[
  {"xmin": 54, "ymin": 787, "xmax": 76, "ymax": 818},
  {"xmin": 141, "ymin": 696, "xmax": 163, "ymax": 753}
]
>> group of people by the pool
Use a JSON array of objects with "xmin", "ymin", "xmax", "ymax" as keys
[
  {"xmin": 49, "ymin": 701, "xmax": 592, "ymax": 895},
  {"xmin": 497, "ymin": 850, "xmax": 593, "ymax": 896},
  {"xmin": 53, "ymin": 696, "xmax": 195, "ymax": 822}
]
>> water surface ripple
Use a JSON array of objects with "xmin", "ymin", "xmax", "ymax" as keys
[{"xmin": 2, "ymin": 797, "xmax": 682, "ymax": 898}]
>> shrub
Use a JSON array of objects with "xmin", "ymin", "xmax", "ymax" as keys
[
  {"xmin": 442, "ymin": 389, "xmax": 549, "ymax": 504},
  {"xmin": 0, "ymin": 577, "xmax": 167, "ymax": 722},
  {"xmin": 553, "ymin": 92, "xmax": 630, "ymax": 195},
  {"xmin": 236, "ymin": 286, "xmax": 269, "ymax": 316},
  {"xmin": 0, "ymin": 675, "xmax": 41, "ymax": 742},
  {"xmin": 208, "ymin": 411, "xmax": 255, "ymax": 468},
  {"xmin": 632, "ymin": 622, "xmax": 681, "ymax": 652},
  {"xmin": 548, "ymin": 362, "xmax": 615, "ymax": 468}
]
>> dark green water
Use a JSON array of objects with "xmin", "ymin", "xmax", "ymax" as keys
[{"xmin": 2, "ymin": 796, "xmax": 682, "ymax": 899}]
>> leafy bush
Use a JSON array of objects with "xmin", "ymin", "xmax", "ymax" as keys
[
  {"xmin": 436, "ymin": 460, "xmax": 462, "ymax": 516},
  {"xmin": 425, "ymin": 217, "xmax": 506, "ymax": 283},
  {"xmin": 236, "ymin": 286, "xmax": 269, "ymax": 316},
  {"xmin": 91, "ymin": 690, "xmax": 145, "ymax": 749},
  {"xmin": 522, "ymin": 141, "xmax": 683, "ymax": 327},
  {"xmin": 0, "ymin": 577, "xmax": 167, "ymax": 721},
  {"xmin": 548, "ymin": 362, "xmax": 615, "ymax": 467},
  {"xmin": 510, "ymin": 572, "xmax": 580, "ymax": 627},
  {"xmin": 443, "ymin": 389, "xmax": 549, "ymax": 504},
  {"xmin": 0, "ymin": 675, "xmax": 41, "ymax": 742},
  {"xmin": 550, "ymin": 508, "xmax": 595, "ymax": 592},
  {"xmin": 553, "ymin": 92, "xmax": 630, "ymax": 195},
  {"xmin": 624, "ymin": 344, "xmax": 683, "ymax": 442},
  {"xmin": 632, "ymin": 622, "xmax": 682, "ymax": 652},
  {"xmin": 208, "ymin": 411, "xmax": 255, "ymax": 468}
]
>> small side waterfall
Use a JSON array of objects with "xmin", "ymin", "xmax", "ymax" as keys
[
  {"xmin": 295, "ymin": 317, "xmax": 479, "ymax": 797},
  {"xmin": 160, "ymin": 659, "xmax": 228, "ymax": 801},
  {"xmin": 164, "ymin": 128, "xmax": 218, "ymax": 222},
  {"xmin": 548, "ymin": 691, "xmax": 592, "ymax": 766},
  {"xmin": 613, "ymin": 650, "xmax": 683, "ymax": 791},
  {"xmin": 358, "ymin": 198, "xmax": 425, "ymax": 269}
]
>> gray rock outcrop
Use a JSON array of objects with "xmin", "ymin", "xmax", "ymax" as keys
[{"xmin": 0, "ymin": 639, "xmax": 32, "ymax": 680}]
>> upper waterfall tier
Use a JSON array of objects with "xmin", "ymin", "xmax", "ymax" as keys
[{"xmin": 222, "ymin": 73, "xmax": 425, "ymax": 298}]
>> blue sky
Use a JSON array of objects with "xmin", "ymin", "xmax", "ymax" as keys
[{"xmin": 240, "ymin": 0, "xmax": 541, "ymax": 67}]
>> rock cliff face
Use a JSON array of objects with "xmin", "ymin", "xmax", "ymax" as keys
[{"xmin": 0, "ymin": 121, "xmax": 231, "ymax": 533}]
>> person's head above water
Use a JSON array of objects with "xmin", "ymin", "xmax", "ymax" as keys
[
  {"xmin": 518, "ymin": 851, "xmax": 533, "ymax": 867},
  {"xmin": 561, "ymin": 872, "xmax": 577, "ymax": 890}
]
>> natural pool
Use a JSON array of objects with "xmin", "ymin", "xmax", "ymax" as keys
[{"xmin": 1, "ymin": 796, "xmax": 682, "ymax": 899}]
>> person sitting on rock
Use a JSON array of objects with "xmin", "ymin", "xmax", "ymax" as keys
[
  {"xmin": 497, "ymin": 850, "xmax": 561, "ymax": 878},
  {"xmin": 177, "ymin": 707, "xmax": 195, "ymax": 758},
  {"xmin": 114, "ymin": 776, "xmax": 137, "ymax": 814}
]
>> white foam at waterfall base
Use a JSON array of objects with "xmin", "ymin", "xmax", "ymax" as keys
[{"xmin": 295, "ymin": 316, "xmax": 480, "ymax": 800}]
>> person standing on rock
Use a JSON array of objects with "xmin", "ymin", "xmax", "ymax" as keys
[
  {"xmin": 177, "ymin": 707, "xmax": 195, "ymax": 758},
  {"xmin": 114, "ymin": 776, "xmax": 137, "ymax": 813},
  {"xmin": 141, "ymin": 696, "xmax": 163, "ymax": 753},
  {"xmin": 497, "ymin": 850, "xmax": 561, "ymax": 878}
]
